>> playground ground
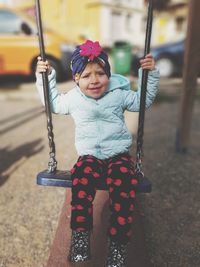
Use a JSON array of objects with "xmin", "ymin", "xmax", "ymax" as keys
[{"xmin": 0, "ymin": 77, "xmax": 200, "ymax": 266}]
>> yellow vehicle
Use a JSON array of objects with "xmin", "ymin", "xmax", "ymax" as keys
[{"xmin": 0, "ymin": 8, "xmax": 74, "ymax": 81}]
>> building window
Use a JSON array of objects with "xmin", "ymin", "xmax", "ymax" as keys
[
  {"xmin": 126, "ymin": 13, "xmax": 132, "ymax": 31},
  {"xmin": 176, "ymin": 16, "xmax": 185, "ymax": 32}
]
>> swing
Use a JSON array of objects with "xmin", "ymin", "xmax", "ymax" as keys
[{"xmin": 35, "ymin": 0, "xmax": 154, "ymax": 193}]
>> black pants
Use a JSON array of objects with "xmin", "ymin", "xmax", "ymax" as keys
[{"xmin": 70, "ymin": 153, "xmax": 138, "ymax": 244}]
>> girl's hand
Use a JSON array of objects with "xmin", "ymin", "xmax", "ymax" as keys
[
  {"xmin": 140, "ymin": 53, "xmax": 156, "ymax": 71},
  {"xmin": 36, "ymin": 56, "xmax": 52, "ymax": 75}
]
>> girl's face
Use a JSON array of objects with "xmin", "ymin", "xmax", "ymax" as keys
[{"xmin": 75, "ymin": 62, "xmax": 109, "ymax": 99}]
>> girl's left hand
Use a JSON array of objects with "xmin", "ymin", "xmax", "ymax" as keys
[{"xmin": 140, "ymin": 53, "xmax": 156, "ymax": 71}]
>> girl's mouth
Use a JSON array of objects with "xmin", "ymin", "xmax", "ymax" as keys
[
  {"xmin": 89, "ymin": 87, "xmax": 101, "ymax": 90},
  {"xmin": 88, "ymin": 87, "xmax": 102, "ymax": 93}
]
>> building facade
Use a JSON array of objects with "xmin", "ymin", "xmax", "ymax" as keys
[
  {"xmin": 153, "ymin": 0, "xmax": 188, "ymax": 44},
  {"xmin": 0, "ymin": 0, "xmax": 189, "ymax": 47},
  {"xmin": 39, "ymin": 0, "xmax": 147, "ymax": 47}
]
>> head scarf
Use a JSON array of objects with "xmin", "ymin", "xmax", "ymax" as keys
[{"xmin": 70, "ymin": 40, "xmax": 111, "ymax": 80}]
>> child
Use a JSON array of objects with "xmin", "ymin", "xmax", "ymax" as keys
[{"xmin": 36, "ymin": 40, "xmax": 160, "ymax": 267}]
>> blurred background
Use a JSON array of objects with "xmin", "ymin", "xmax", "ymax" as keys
[
  {"xmin": 0, "ymin": 0, "xmax": 188, "ymax": 80},
  {"xmin": 2, "ymin": 1, "xmax": 200, "ymax": 267}
]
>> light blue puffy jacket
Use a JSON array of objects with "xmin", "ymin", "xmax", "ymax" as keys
[{"xmin": 36, "ymin": 68, "xmax": 160, "ymax": 159}]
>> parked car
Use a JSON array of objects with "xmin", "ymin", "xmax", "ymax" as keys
[
  {"xmin": 0, "ymin": 8, "xmax": 74, "ymax": 81},
  {"xmin": 132, "ymin": 39, "xmax": 184, "ymax": 77}
]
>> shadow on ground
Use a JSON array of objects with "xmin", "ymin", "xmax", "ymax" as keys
[{"xmin": 0, "ymin": 139, "xmax": 44, "ymax": 187}]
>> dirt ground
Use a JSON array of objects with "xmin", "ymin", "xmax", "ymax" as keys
[
  {"xmin": 0, "ymin": 77, "xmax": 200, "ymax": 267},
  {"xmin": 138, "ymin": 79, "xmax": 200, "ymax": 267}
]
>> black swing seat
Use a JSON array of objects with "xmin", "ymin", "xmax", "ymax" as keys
[{"xmin": 37, "ymin": 170, "xmax": 152, "ymax": 193}]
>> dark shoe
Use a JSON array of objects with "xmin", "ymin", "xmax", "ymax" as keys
[
  {"xmin": 68, "ymin": 230, "xmax": 91, "ymax": 262},
  {"xmin": 106, "ymin": 239, "xmax": 128, "ymax": 267}
]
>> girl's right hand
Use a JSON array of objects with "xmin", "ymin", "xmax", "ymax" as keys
[{"xmin": 36, "ymin": 56, "xmax": 52, "ymax": 75}]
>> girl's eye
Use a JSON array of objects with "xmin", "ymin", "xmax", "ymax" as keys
[
  {"xmin": 98, "ymin": 72, "xmax": 105, "ymax": 76},
  {"xmin": 82, "ymin": 74, "xmax": 89, "ymax": 79}
]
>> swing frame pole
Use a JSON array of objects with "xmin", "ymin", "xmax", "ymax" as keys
[
  {"xmin": 136, "ymin": 0, "xmax": 154, "ymax": 175},
  {"xmin": 35, "ymin": 0, "xmax": 57, "ymax": 172}
]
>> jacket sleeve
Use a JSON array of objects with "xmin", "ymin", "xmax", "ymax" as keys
[
  {"xmin": 35, "ymin": 69, "xmax": 70, "ymax": 115},
  {"xmin": 123, "ymin": 68, "xmax": 160, "ymax": 112}
]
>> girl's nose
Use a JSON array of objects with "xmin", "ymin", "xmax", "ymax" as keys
[{"xmin": 90, "ymin": 74, "xmax": 98, "ymax": 83}]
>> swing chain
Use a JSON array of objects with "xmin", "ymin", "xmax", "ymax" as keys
[
  {"xmin": 47, "ymin": 153, "xmax": 57, "ymax": 173},
  {"xmin": 135, "ymin": 0, "xmax": 153, "ymax": 180},
  {"xmin": 47, "ymin": 122, "xmax": 57, "ymax": 173},
  {"xmin": 135, "ymin": 149, "xmax": 144, "ymax": 178},
  {"xmin": 35, "ymin": 0, "xmax": 58, "ymax": 173}
]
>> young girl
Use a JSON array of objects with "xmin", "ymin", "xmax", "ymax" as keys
[{"xmin": 36, "ymin": 40, "xmax": 159, "ymax": 267}]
